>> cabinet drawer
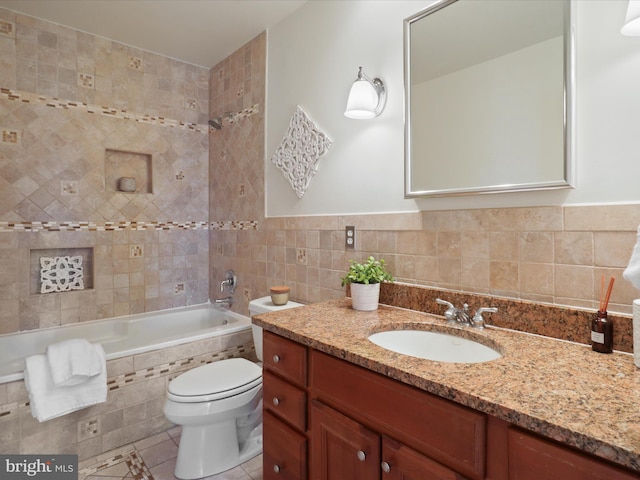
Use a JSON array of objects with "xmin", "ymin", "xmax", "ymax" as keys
[
  {"xmin": 508, "ymin": 428, "xmax": 640, "ymax": 480},
  {"xmin": 310, "ymin": 350, "xmax": 486, "ymax": 480},
  {"xmin": 264, "ymin": 370, "xmax": 307, "ymax": 431},
  {"xmin": 264, "ymin": 331, "xmax": 307, "ymax": 386},
  {"xmin": 264, "ymin": 411, "xmax": 307, "ymax": 480}
]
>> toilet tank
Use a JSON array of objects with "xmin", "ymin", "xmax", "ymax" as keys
[{"xmin": 248, "ymin": 296, "xmax": 304, "ymax": 361}]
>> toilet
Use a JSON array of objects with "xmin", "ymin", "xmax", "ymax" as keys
[{"xmin": 163, "ymin": 296, "xmax": 303, "ymax": 480}]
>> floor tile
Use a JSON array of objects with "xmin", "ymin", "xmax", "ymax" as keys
[
  {"xmin": 204, "ymin": 463, "xmax": 252, "ymax": 479},
  {"xmin": 80, "ymin": 428, "xmax": 262, "ymax": 480},
  {"xmin": 148, "ymin": 458, "xmax": 178, "ymax": 480},
  {"xmin": 134, "ymin": 431, "xmax": 172, "ymax": 451},
  {"xmin": 138, "ymin": 439, "xmax": 179, "ymax": 468}
]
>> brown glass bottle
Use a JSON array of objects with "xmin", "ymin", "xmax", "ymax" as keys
[{"xmin": 591, "ymin": 311, "xmax": 613, "ymax": 353}]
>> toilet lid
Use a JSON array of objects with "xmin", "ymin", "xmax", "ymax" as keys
[{"xmin": 168, "ymin": 358, "xmax": 262, "ymax": 400}]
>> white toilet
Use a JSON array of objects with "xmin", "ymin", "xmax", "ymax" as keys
[{"xmin": 163, "ymin": 296, "xmax": 303, "ymax": 479}]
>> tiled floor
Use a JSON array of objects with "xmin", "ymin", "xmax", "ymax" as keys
[{"xmin": 79, "ymin": 426, "xmax": 263, "ymax": 480}]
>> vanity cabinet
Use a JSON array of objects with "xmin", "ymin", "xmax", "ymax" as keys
[
  {"xmin": 309, "ymin": 349, "xmax": 484, "ymax": 480},
  {"xmin": 262, "ymin": 332, "xmax": 308, "ymax": 479},
  {"xmin": 261, "ymin": 330, "xmax": 640, "ymax": 479}
]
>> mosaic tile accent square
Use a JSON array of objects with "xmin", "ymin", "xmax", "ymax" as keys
[{"xmin": 0, "ymin": 19, "xmax": 14, "ymax": 37}]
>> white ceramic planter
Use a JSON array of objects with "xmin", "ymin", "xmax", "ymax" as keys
[{"xmin": 350, "ymin": 282, "xmax": 380, "ymax": 311}]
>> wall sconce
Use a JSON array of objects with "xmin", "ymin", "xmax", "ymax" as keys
[
  {"xmin": 622, "ymin": 0, "xmax": 640, "ymax": 35},
  {"xmin": 344, "ymin": 67, "xmax": 386, "ymax": 119}
]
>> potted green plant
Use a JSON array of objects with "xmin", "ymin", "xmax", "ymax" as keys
[{"xmin": 341, "ymin": 256, "xmax": 394, "ymax": 311}]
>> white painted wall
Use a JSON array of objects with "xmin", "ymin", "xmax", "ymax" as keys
[{"xmin": 265, "ymin": 0, "xmax": 640, "ymax": 216}]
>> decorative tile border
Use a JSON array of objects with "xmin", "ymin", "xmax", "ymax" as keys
[
  {"xmin": 106, "ymin": 343, "xmax": 254, "ymax": 391},
  {"xmin": 79, "ymin": 450, "xmax": 153, "ymax": 480},
  {"xmin": 0, "ymin": 87, "xmax": 208, "ymax": 133},
  {"xmin": 126, "ymin": 451, "xmax": 154, "ymax": 480},
  {"xmin": 227, "ymin": 104, "xmax": 260, "ymax": 124},
  {"xmin": 210, "ymin": 220, "xmax": 259, "ymax": 231},
  {"xmin": 79, "ymin": 450, "xmax": 134, "ymax": 478},
  {"xmin": 0, "ymin": 343, "xmax": 255, "ymax": 421},
  {"xmin": 1, "ymin": 88, "xmax": 261, "ymax": 136},
  {"xmin": 0, "ymin": 220, "xmax": 259, "ymax": 232}
]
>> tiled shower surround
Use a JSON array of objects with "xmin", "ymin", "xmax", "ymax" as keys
[{"xmin": 1, "ymin": 4, "xmax": 640, "ymax": 463}]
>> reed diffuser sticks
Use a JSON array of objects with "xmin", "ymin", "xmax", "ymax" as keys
[{"xmin": 599, "ymin": 275, "xmax": 615, "ymax": 313}]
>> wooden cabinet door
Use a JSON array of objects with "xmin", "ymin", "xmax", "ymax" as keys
[
  {"xmin": 310, "ymin": 400, "xmax": 380, "ymax": 480},
  {"xmin": 382, "ymin": 436, "xmax": 468, "ymax": 480},
  {"xmin": 263, "ymin": 411, "xmax": 307, "ymax": 480},
  {"xmin": 508, "ymin": 429, "xmax": 640, "ymax": 480}
]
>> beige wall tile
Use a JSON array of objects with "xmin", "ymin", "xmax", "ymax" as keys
[
  {"xmin": 565, "ymin": 204, "xmax": 640, "ymax": 231},
  {"xmin": 437, "ymin": 231, "xmax": 462, "ymax": 258},
  {"xmin": 490, "ymin": 261, "xmax": 519, "ymax": 292},
  {"xmin": 555, "ymin": 264, "xmax": 593, "ymax": 300},
  {"xmin": 594, "ymin": 232, "xmax": 636, "ymax": 267},
  {"xmin": 520, "ymin": 232, "xmax": 554, "ymax": 263},
  {"xmin": 520, "ymin": 263, "xmax": 553, "ymax": 295},
  {"xmin": 462, "ymin": 258, "xmax": 490, "ymax": 288},
  {"xmin": 554, "ymin": 232, "xmax": 593, "ymax": 266}
]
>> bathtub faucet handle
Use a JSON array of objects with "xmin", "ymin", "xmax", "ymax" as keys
[{"xmin": 220, "ymin": 270, "xmax": 237, "ymax": 294}]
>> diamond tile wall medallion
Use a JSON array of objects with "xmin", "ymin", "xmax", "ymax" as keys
[
  {"xmin": 271, "ymin": 105, "xmax": 333, "ymax": 198},
  {"xmin": 40, "ymin": 256, "xmax": 84, "ymax": 293}
]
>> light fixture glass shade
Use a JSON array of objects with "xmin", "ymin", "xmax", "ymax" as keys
[
  {"xmin": 344, "ymin": 67, "xmax": 386, "ymax": 119},
  {"xmin": 622, "ymin": 0, "xmax": 640, "ymax": 35}
]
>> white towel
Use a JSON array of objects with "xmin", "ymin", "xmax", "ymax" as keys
[
  {"xmin": 24, "ymin": 344, "xmax": 107, "ymax": 422},
  {"xmin": 47, "ymin": 338, "xmax": 103, "ymax": 386},
  {"xmin": 624, "ymin": 225, "xmax": 640, "ymax": 290}
]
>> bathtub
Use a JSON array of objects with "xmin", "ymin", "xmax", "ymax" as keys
[{"xmin": 0, "ymin": 303, "xmax": 251, "ymax": 384}]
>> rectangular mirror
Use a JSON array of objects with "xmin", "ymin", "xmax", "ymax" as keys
[{"xmin": 404, "ymin": 0, "xmax": 575, "ymax": 197}]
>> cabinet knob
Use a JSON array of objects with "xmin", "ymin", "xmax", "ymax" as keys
[
  {"xmin": 357, "ymin": 450, "xmax": 366, "ymax": 461},
  {"xmin": 272, "ymin": 397, "xmax": 280, "ymax": 406},
  {"xmin": 273, "ymin": 464, "xmax": 280, "ymax": 473},
  {"xmin": 273, "ymin": 354, "xmax": 281, "ymax": 363},
  {"xmin": 381, "ymin": 461, "xmax": 391, "ymax": 473}
]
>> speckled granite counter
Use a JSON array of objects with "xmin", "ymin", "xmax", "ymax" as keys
[{"xmin": 253, "ymin": 299, "xmax": 640, "ymax": 473}]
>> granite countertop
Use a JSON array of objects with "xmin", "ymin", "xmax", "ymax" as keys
[{"xmin": 252, "ymin": 298, "xmax": 640, "ymax": 473}]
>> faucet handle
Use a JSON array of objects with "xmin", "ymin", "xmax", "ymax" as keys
[
  {"xmin": 436, "ymin": 298, "xmax": 457, "ymax": 323},
  {"xmin": 471, "ymin": 307, "xmax": 498, "ymax": 329},
  {"xmin": 220, "ymin": 270, "xmax": 237, "ymax": 293}
]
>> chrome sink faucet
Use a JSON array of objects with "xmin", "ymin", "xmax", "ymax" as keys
[{"xmin": 436, "ymin": 298, "xmax": 497, "ymax": 329}]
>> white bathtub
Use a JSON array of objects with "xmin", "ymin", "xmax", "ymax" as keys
[{"xmin": 0, "ymin": 303, "xmax": 251, "ymax": 384}]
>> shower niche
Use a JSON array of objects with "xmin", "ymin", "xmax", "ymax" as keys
[{"xmin": 105, "ymin": 149, "xmax": 153, "ymax": 194}]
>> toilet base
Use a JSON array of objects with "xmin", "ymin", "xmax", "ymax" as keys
[
  {"xmin": 169, "ymin": 390, "xmax": 263, "ymax": 480},
  {"xmin": 174, "ymin": 422, "xmax": 262, "ymax": 479}
]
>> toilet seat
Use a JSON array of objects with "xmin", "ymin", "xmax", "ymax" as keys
[{"xmin": 168, "ymin": 358, "xmax": 262, "ymax": 403}]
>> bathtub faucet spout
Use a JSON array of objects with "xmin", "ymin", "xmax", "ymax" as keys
[{"xmin": 215, "ymin": 296, "xmax": 234, "ymax": 308}]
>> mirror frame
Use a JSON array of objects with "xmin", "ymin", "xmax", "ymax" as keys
[{"xmin": 404, "ymin": 0, "xmax": 576, "ymax": 198}]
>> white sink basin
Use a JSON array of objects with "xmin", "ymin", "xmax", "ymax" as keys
[{"xmin": 368, "ymin": 329, "xmax": 501, "ymax": 364}]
